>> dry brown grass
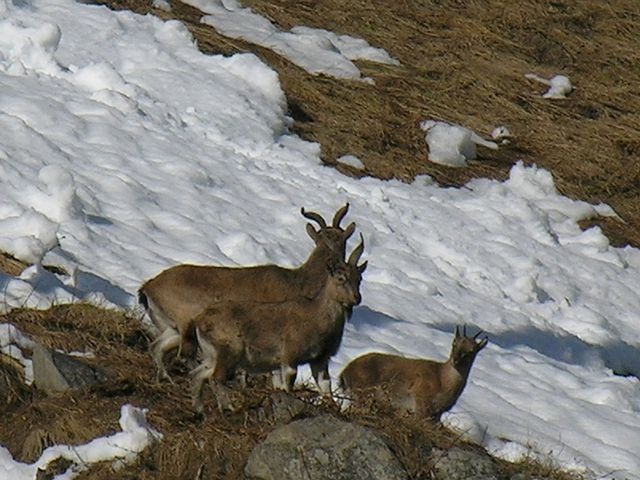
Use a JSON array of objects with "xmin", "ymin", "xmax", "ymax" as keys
[
  {"xmin": 0, "ymin": 305, "xmax": 583, "ymax": 479},
  {"xmin": 0, "ymin": 305, "xmax": 151, "ymax": 459},
  {"xmin": 0, "ymin": 252, "xmax": 27, "ymax": 277},
  {"xmin": 0, "ymin": 360, "xmax": 30, "ymax": 407}
]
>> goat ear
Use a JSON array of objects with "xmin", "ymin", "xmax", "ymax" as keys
[{"xmin": 306, "ymin": 223, "xmax": 320, "ymax": 242}]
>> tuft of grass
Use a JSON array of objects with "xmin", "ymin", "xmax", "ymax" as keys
[
  {"xmin": 0, "ymin": 360, "xmax": 30, "ymax": 408},
  {"xmin": 0, "ymin": 252, "xmax": 27, "ymax": 277},
  {"xmin": 498, "ymin": 447, "xmax": 587, "ymax": 480}
]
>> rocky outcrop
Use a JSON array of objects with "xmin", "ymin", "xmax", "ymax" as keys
[
  {"xmin": 244, "ymin": 414, "xmax": 409, "ymax": 480},
  {"xmin": 32, "ymin": 344, "xmax": 107, "ymax": 395}
]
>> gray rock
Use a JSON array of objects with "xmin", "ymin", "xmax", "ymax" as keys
[
  {"xmin": 266, "ymin": 391, "xmax": 308, "ymax": 425},
  {"xmin": 431, "ymin": 446, "xmax": 499, "ymax": 480},
  {"xmin": 32, "ymin": 344, "xmax": 107, "ymax": 395},
  {"xmin": 245, "ymin": 414, "xmax": 408, "ymax": 480}
]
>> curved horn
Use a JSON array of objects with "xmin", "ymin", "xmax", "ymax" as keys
[
  {"xmin": 332, "ymin": 203, "xmax": 350, "ymax": 227},
  {"xmin": 463, "ymin": 324, "xmax": 468, "ymax": 337},
  {"xmin": 348, "ymin": 233, "xmax": 365, "ymax": 265},
  {"xmin": 300, "ymin": 207, "xmax": 327, "ymax": 228},
  {"xmin": 473, "ymin": 330, "xmax": 485, "ymax": 340}
]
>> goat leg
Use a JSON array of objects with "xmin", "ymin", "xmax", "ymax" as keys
[
  {"xmin": 150, "ymin": 327, "xmax": 181, "ymax": 384},
  {"xmin": 190, "ymin": 362, "xmax": 214, "ymax": 414},
  {"xmin": 270, "ymin": 369, "xmax": 284, "ymax": 390},
  {"xmin": 212, "ymin": 381, "xmax": 236, "ymax": 412},
  {"xmin": 309, "ymin": 357, "xmax": 332, "ymax": 395},
  {"xmin": 280, "ymin": 364, "xmax": 297, "ymax": 392},
  {"xmin": 209, "ymin": 345, "xmax": 241, "ymax": 412}
]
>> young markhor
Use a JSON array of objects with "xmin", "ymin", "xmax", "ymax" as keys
[{"xmin": 340, "ymin": 325, "xmax": 488, "ymax": 420}]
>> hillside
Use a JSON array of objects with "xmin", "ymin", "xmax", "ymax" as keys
[
  {"xmin": 1, "ymin": 0, "xmax": 640, "ymax": 478},
  {"xmin": 98, "ymin": 0, "xmax": 640, "ymax": 246},
  {"xmin": 1, "ymin": 304, "xmax": 581, "ymax": 479}
]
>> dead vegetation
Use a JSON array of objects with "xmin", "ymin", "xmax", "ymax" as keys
[{"xmin": 0, "ymin": 252, "xmax": 27, "ymax": 277}]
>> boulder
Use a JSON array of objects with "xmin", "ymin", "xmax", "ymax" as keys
[
  {"xmin": 32, "ymin": 343, "xmax": 107, "ymax": 395},
  {"xmin": 244, "ymin": 414, "xmax": 408, "ymax": 480}
]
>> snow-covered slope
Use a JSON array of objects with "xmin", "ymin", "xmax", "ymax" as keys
[{"xmin": 0, "ymin": 0, "xmax": 638, "ymax": 478}]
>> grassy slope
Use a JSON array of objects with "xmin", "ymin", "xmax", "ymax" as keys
[
  {"xmin": 0, "ymin": 305, "xmax": 579, "ymax": 479},
  {"xmin": 3, "ymin": 0, "xmax": 638, "ymax": 477}
]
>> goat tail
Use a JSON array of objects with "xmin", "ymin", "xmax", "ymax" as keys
[
  {"xmin": 138, "ymin": 289, "xmax": 149, "ymax": 310},
  {"xmin": 179, "ymin": 321, "xmax": 198, "ymax": 359}
]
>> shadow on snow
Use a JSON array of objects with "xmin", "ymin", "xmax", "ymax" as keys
[{"xmin": 350, "ymin": 305, "xmax": 640, "ymax": 380}]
